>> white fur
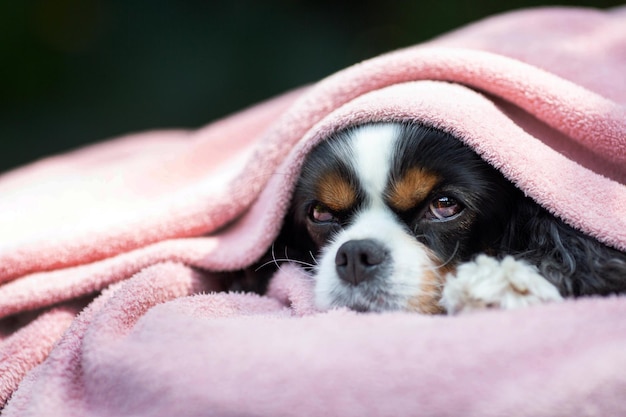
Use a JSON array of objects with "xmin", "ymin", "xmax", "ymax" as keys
[
  {"xmin": 440, "ymin": 255, "xmax": 564, "ymax": 314},
  {"xmin": 350, "ymin": 124, "xmax": 398, "ymax": 205},
  {"xmin": 314, "ymin": 124, "xmax": 441, "ymax": 311}
]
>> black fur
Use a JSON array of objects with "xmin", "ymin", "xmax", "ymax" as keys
[
  {"xmin": 503, "ymin": 202, "xmax": 626, "ymax": 296},
  {"xmin": 247, "ymin": 123, "xmax": 626, "ymax": 300}
]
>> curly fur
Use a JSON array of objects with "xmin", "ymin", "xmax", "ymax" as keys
[{"xmin": 503, "ymin": 202, "xmax": 626, "ymax": 296}]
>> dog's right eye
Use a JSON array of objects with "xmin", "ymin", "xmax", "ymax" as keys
[{"xmin": 309, "ymin": 203, "xmax": 339, "ymax": 223}]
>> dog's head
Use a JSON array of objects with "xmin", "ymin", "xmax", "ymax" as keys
[{"xmin": 285, "ymin": 123, "xmax": 520, "ymax": 313}]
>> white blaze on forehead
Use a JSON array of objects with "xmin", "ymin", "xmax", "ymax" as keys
[{"xmin": 350, "ymin": 124, "xmax": 399, "ymax": 206}]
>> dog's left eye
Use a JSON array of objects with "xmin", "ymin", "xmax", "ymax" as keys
[
  {"xmin": 309, "ymin": 203, "xmax": 339, "ymax": 223},
  {"xmin": 428, "ymin": 196, "xmax": 463, "ymax": 220}
]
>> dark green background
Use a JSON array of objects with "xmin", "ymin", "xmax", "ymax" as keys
[{"xmin": 1, "ymin": 1, "xmax": 622, "ymax": 174}]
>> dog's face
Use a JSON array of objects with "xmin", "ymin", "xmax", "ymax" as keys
[{"xmin": 288, "ymin": 123, "xmax": 519, "ymax": 313}]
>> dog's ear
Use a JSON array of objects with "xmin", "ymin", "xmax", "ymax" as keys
[{"xmin": 501, "ymin": 199, "xmax": 626, "ymax": 296}]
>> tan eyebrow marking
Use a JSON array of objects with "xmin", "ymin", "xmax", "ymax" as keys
[
  {"xmin": 316, "ymin": 172, "xmax": 357, "ymax": 212},
  {"xmin": 387, "ymin": 168, "xmax": 440, "ymax": 212}
]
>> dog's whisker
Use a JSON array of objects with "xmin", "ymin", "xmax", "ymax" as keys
[
  {"xmin": 270, "ymin": 242, "xmax": 282, "ymax": 271},
  {"xmin": 280, "ymin": 259, "xmax": 316, "ymax": 269},
  {"xmin": 426, "ymin": 241, "xmax": 460, "ymax": 272},
  {"xmin": 257, "ymin": 260, "xmax": 317, "ymax": 270},
  {"xmin": 255, "ymin": 257, "xmax": 317, "ymax": 272}
]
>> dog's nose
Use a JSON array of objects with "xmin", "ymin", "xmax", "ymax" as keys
[{"xmin": 335, "ymin": 239, "xmax": 389, "ymax": 285}]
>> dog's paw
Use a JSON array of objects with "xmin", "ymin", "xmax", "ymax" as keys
[{"xmin": 440, "ymin": 255, "xmax": 563, "ymax": 315}]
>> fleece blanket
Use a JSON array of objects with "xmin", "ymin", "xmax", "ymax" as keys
[{"xmin": 2, "ymin": 6, "xmax": 626, "ymax": 416}]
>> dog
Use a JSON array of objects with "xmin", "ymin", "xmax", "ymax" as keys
[{"xmin": 254, "ymin": 122, "xmax": 626, "ymax": 314}]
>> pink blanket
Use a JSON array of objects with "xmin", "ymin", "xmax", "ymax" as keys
[{"xmin": 2, "ymin": 6, "xmax": 626, "ymax": 416}]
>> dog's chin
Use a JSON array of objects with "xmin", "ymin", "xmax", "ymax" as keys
[{"xmin": 314, "ymin": 279, "xmax": 408, "ymax": 312}]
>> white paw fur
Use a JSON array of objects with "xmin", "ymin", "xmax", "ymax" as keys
[{"xmin": 440, "ymin": 255, "xmax": 563, "ymax": 315}]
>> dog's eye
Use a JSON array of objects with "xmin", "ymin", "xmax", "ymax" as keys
[
  {"xmin": 428, "ymin": 196, "xmax": 463, "ymax": 220},
  {"xmin": 309, "ymin": 203, "xmax": 339, "ymax": 223}
]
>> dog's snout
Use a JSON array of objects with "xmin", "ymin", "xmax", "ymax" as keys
[{"xmin": 335, "ymin": 239, "xmax": 389, "ymax": 285}]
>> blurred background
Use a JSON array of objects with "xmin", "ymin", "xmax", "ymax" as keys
[{"xmin": 1, "ymin": 0, "xmax": 623, "ymax": 174}]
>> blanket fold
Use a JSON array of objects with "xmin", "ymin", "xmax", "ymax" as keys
[{"xmin": 1, "ymin": 6, "xmax": 626, "ymax": 416}]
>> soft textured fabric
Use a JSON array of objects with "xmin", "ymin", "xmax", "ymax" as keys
[{"xmin": 1, "ymin": 6, "xmax": 625, "ymax": 416}]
